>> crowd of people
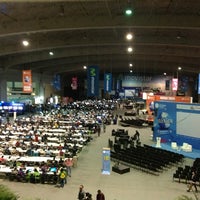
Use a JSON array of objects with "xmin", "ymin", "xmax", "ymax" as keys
[{"xmin": 0, "ymin": 100, "xmax": 118, "ymax": 198}]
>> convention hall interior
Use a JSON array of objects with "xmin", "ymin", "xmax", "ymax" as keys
[{"xmin": 0, "ymin": 1, "xmax": 200, "ymax": 200}]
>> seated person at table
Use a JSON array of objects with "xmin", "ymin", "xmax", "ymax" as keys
[
  {"xmin": 31, "ymin": 168, "xmax": 40, "ymax": 183},
  {"xmin": 0, "ymin": 155, "xmax": 7, "ymax": 164},
  {"xmin": 17, "ymin": 168, "xmax": 25, "ymax": 182},
  {"xmin": 25, "ymin": 169, "xmax": 31, "ymax": 182}
]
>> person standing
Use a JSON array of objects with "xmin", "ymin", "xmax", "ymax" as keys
[
  {"xmin": 78, "ymin": 184, "xmax": 86, "ymax": 200},
  {"xmin": 59, "ymin": 168, "xmax": 66, "ymax": 188},
  {"xmin": 96, "ymin": 189, "xmax": 105, "ymax": 200},
  {"xmin": 65, "ymin": 158, "xmax": 73, "ymax": 177},
  {"xmin": 187, "ymin": 171, "xmax": 198, "ymax": 192}
]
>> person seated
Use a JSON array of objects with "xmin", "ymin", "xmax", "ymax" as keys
[
  {"xmin": 25, "ymin": 169, "xmax": 31, "ymax": 182},
  {"xmin": 17, "ymin": 168, "xmax": 25, "ymax": 182},
  {"xmin": 33, "ymin": 168, "xmax": 40, "ymax": 183},
  {"xmin": 0, "ymin": 155, "xmax": 7, "ymax": 164}
]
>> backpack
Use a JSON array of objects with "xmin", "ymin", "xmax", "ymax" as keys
[{"xmin": 60, "ymin": 172, "xmax": 66, "ymax": 179}]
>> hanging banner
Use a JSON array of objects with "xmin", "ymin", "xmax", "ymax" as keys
[
  {"xmin": 198, "ymin": 74, "xmax": 200, "ymax": 94},
  {"xmin": 53, "ymin": 74, "xmax": 61, "ymax": 91},
  {"xmin": 116, "ymin": 79, "xmax": 122, "ymax": 91},
  {"xmin": 87, "ymin": 66, "xmax": 99, "ymax": 97},
  {"xmin": 102, "ymin": 147, "xmax": 110, "ymax": 175},
  {"xmin": 172, "ymin": 78, "xmax": 178, "ymax": 91},
  {"xmin": 71, "ymin": 77, "xmax": 78, "ymax": 90},
  {"xmin": 22, "ymin": 70, "xmax": 32, "ymax": 93},
  {"xmin": 104, "ymin": 73, "xmax": 112, "ymax": 93}
]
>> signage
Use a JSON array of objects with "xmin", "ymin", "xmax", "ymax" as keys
[
  {"xmin": 22, "ymin": 70, "xmax": 32, "ymax": 93},
  {"xmin": 104, "ymin": 73, "xmax": 112, "ymax": 93},
  {"xmin": 87, "ymin": 66, "xmax": 99, "ymax": 97},
  {"xmin": 102, "ymin": 148, "xmax": 110, "ymax": 175},
  {"xmin": 172, "ymin": 78, "xmax": 178, "ymax": 91}
]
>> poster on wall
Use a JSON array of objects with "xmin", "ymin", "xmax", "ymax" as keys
[{"xmin": 22, "ymin": 70, "xmax": 32, "ymax": 93}]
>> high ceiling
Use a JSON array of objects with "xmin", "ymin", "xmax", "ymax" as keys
[{"xmin": 0, "ymin": 0, "xmax": 200, "ymax": 77}]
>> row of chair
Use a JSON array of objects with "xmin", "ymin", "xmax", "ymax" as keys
[
  {"xmin": 111, "ymin": 144, "xmax": 183, "ymax": 175},
  {"xmin": 8, "ymin": 171, "xmax": 59, "ymax": 184},
  {"xmin": 173, "ymin": 158, "xmax": 200, "ymax": 185}
]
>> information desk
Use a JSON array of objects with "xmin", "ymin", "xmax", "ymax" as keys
[{"xmin": 112, "ymin": 165, "xmax": 130, "ymax": 174}]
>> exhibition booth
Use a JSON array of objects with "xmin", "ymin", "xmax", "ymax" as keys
[{"xmin": 153, "ymin": 101, "xmax": 200, "ymax": 159}]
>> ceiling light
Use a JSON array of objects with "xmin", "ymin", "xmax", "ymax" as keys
[
  {"xmin": 163, "ymin": 72, "xmax": 166, "ymax": 76},
  {"xmin": 129, "ymin": 63, "xmax": 133, "ymax": 67},
  {"xmin": 125, "ymin": 9, "xmax": 132, "ymax": 16},
  {"xmin": 83, "ymin": 65, "xmax": 87, "ymax": 70},
  {"xmin": 49, "ymin": 51, "xmax": 54, "ymax": 56},
  {"xmin": 130, "ymin": 69, "xmax": 133, "ymax": 73},
  {"xmin": 127, "ymin": 47, "xmax": 133, "ymax": 53},
  {"xmin": 22, "ymin": 40, "xmax": 29, "ymax": 46},
  {"xmin": 126, "ymin": 33, "xmax": 133, "ymax": 40},
  {"xmin": 178, "ymin": 66, "xmax": 182, "ymax": 70}
]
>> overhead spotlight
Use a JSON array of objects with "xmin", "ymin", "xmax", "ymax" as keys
[
  {"xmin": 83, "ymin": 65, "xmax": 87, "ymax": 70},
  {"xmin": 129, "ymin": 63, "xmax": 133, "ymax": 67},
  {"xmin": 22, "ymin": 40, "xmax": 29, "ymax": 46},
  {"xmin": 127, "ymin": 47, "xmax": 133, "ymax": 53},
  {"xmin": 125, "ymin": 9, "xmax": 132, "ymax": 16},
  {"xmin": 126, "ymin": 33, "xmax": 133, "ymax": 40},
  {"xmin": 49, "ymin": 51, "xmax": 54, "ymax": 56},
  {"xmin": 130, "ymin": 69, "xmax": 133, "ymax": 73},
  {"xmin": 163, "ymin": 72, "xmax": 167, "ymax": 76},
  {"xmin": 178, "ymin": 66, "xmax": 182, "ymax": 70}
]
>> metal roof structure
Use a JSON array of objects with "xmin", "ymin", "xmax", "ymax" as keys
[{"xmin": 0, "ymin": 0, "xmax": 200, "ymax": 77}]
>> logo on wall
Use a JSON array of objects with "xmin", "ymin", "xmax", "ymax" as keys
[{"xmin": 157, "ymin": 112, "xmax": 173, "ymax": 130}]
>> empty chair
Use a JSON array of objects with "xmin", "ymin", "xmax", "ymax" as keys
[{"xmin": 171, "ymin": 142, "xmax": 178, "ymax": 150}]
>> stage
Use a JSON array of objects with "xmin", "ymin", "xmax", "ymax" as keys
[
  {"xmin": 112, "ymin": 165, "xmax": 130, "ymax": 174},
  {"xmin": 153, "ymin": 143, "xmax": 200, "ymax": 159}
]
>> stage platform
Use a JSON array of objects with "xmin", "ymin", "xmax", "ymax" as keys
[
  {"xmin": 112, "ymin": 165, "xmax": 130, "ymax": 174},
  {"xmin": 153, "ymin": 143, "xmax": 200, "ymax": 159}
]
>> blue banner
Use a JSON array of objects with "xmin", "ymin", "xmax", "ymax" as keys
[
  {"xmin": 102, "ymin": 148, "xmax": 110, "ymax": 175},
  {"xmin": 116, "ymin": 79, "xmax": 122, "ymax": 91},
  {"xmin": 87, "ymin": 66, "xmax": 99, "ymax": 97},
  {"xmin": 153, "ymin": 101, "xmax": 176, "ymax": 142},
  {"xmin": 104, "ymin": 73, "xmax": 112, "ymax": 93},
  {"xmin": 198, "ymin": 74, "xmax": 200, "ymax": 94}
]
